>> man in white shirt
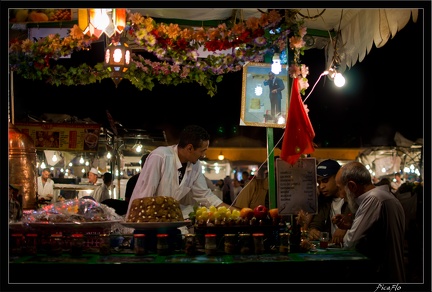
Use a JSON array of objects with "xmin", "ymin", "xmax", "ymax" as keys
[
  {"xmin": 391, "ymin": 172, "xmax": 404, "ymax": 192},
  {"xmin": 37, "ymin": 168, "xmax": 55, "ymax": 203},
  {"xmin": 93, "ymin": 172, "xmax": 112, "ymax": 202},
  {"xmin": 126, "ymin": 125, "xmax": 237, "ymax": 219},
  {"xmin": 78, "ymin": 167, "xmax": 99, "ymax": 199}
]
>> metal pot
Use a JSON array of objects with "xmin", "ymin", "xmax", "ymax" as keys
[{"xmin": 9, "ymin": 122, "xmax": 37, "ymax": 210}]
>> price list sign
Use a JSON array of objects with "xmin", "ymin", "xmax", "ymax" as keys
[
  {"xmin": 276, "ymin": 158, "xmax": 318, "ymax": 215},
  {"xmin": 15, "ymin": 122, "xmax": 100, "ymax": 152}
]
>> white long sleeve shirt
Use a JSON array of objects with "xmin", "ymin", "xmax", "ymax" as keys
[
  {"xmin": 37, "ymin": 176, "xmax": 55, "ymax": 200},
  {"xmin": 126, "ymin": 145, "xmax": 223, "ymax": 218}
]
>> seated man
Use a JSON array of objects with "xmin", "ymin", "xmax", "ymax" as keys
[{"xmin": 308, "ymin": 159, "xmax": 352, "ymax": 245}]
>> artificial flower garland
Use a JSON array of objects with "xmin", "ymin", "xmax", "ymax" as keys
[{"xmin": 9, "ymin": 9, "xmax": 310, "ymax": 96}]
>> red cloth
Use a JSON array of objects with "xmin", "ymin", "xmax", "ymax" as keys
[{"xmin": 280, "ymin": 78, "xmax": 315, "ymax": 165}]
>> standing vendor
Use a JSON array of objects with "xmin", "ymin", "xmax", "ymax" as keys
[
  {"xmin": 37, "ymin": 168, "xmax": 55, "ymax": 204},
  {"xmin": 77, "ymin": 167, "xmax": 100, "ymax": 199},
  {"xmin": 126, "ymin": 125, "xmax": 237, "ymax": 219}
]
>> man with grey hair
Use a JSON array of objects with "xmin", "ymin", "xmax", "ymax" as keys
[{"xmin": 333, "ymin": 161, "xmax": 406, "ymax": 283}]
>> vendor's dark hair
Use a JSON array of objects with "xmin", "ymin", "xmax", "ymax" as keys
[
  {"xmin": 178, "ymin": 125, "xmax": 210, "ymax": 149},
  {"xmin": 103, "ymin": 172, "xmax": 113, "ymax": 184},
  {"xmin": 140, "ymin": 153, "xmax": 150, "ymax": 168}
]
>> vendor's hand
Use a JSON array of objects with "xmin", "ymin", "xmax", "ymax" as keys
[
  {"xmin": 332, "ymin": 228, "xmax": 347, "ymax": 245},
  {"xmin": 308, "ymin": 228, "xmax": 321, "ymax": 240},
  {"xmin": 271, "ymin": 89, "xmax": 277, "ymax": 93},
  {"xmin": 332, "ymin": 213, "xmax": 353, "ymax": 230}
]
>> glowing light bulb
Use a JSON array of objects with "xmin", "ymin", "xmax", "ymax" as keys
[
  {"xmin": 95, "ymin": 9, "xmax": 110, "ymax": 30},
  {"xmin": 107, "ymin": 152, "xmax": 112, "ymax": 159},
  {"xmin": 334, "ymin": 73, "xmax": 345, "ymax": 87},
  {"xmin": 79, "ymin": 156, "xmax": 84, "ymax": 164},
  {"xmin": 255, "ymin": 84, "xmax": 263, "ymax": 96},
  {"xmin": 40, "ymin": 161, "xmax": 46, "ymax": 169},
  {"xmin": 277, "ymin": 115, "xmax": 286, "ymax": 124},
  {"xmin": 271, "ymin": 53, "xmax": 282, "ymax": 74},
  {"xmin": 52, "ymin": 152, "xmax": 58, "ymax": 162}
]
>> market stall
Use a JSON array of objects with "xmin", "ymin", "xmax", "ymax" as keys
[{"xmin": 7, "ymin": 7, "xmax": 424, "ymax": 289}]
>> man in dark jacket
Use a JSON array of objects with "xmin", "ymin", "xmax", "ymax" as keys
[
  {"xmin": 307, "ymin": 159, "xmax": 352, "ymax": 245},
  {"xmin": 263, "ymin": 71, "xmax": 285, "ymax": 121}
]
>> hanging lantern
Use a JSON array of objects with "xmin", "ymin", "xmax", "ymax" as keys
[
  {"xmin": 104, "ymin": 37, "xmax": 131, "ymax": 87},
  {"xmin": 78, "ymin": 8, "xmax": 126, "ymax": 39}
]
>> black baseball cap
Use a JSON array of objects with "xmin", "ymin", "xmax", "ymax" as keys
[{"xmin": 317, "ymin": 159, "xmax": 341, "ymax": 177}]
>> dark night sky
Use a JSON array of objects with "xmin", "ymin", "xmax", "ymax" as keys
[{"xmin": 10, "ymin": 9, "xmax": 426, "ymax": 148}]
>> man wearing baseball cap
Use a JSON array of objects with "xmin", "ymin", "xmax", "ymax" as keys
[{"xmin": 308, "ymin": 159, "xmax": 353, "ymax": 245}]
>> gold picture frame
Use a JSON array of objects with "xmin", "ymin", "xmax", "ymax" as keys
[{"xmin": 240, "ymin": 62, "xmax": 289, "ymax": 128}]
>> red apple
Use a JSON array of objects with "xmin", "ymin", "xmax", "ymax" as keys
[{"xmin": 253, "ymin": 205, "xmax": 268, "ymax": 219}]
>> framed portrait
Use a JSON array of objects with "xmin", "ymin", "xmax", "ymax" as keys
[{"xmin": 240, "ymin": 62, "xmax": 289, "ymax": 128}]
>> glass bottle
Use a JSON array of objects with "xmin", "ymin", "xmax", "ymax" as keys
[
  {"xmin": 252, "ymin": 233, "xmax": 265, "ymax": 254},
  {"xmin": 204, "ymin": 234, "xmax": 217, "ymax": 256},
  {"xmin": 184, "ymin": 234, "xmax": 196, "ymax": 256},
  {"xmin": 10, "ymin": 233, "xmax": 24, "ymax": 256},
  {"xmin": 133, "ymin": 233, "xmax": 146, "ymax": 256},
  {"xmin": 224, "ymin": 234, "xmax": 237, "ymax": 254},
  {"xmin": 99, "ymin": 233, "xmax": 111, "ymax": 256},
  {"xmin": 70, "ymin": 233, "xmax": 84, "ymax": 257},
  {"xmin": 157, "ymin": 233, "xmax": 170, "ymax": 256},
  {"xmin": 24, "ymin": 233, "xmax": 38, "ymax": 256},
  {"xmin": 238, "ymin": 233, "xmax": 253, "ymax": 255},
  {"xmin": 279, "ymin": 232, "xmax": 290, "ymax": 254},
  {"xmin": 290, "ymin": 220, "xmax": 301, "ymax": 253},
  {"xmin": 48, "ymin": 233, "xmax": 63, "ymax": 256}
]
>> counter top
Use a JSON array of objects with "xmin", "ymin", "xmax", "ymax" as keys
[{"xmin": 9, "ymin": 249, "xmax": 374, "ymax": 284}]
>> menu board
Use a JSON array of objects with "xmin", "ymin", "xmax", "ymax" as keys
[
  {"xmin": 276, "ymin": 157, "xmax": 318, "ymax": 215},
  {"xmin": 9, "ymin": 9, "xmax": 73, "ymax": 23},
  {"xmin": 15, "ymin": 122, "xmax": 100, "ymax": 152}
]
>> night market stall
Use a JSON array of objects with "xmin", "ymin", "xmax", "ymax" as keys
[{"xmin": 7, "ymin": 6, "xmax": 425, "ymax": 289}]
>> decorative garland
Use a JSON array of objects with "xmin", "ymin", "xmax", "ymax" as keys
[{"xmin": 9, "ymin": 9, "xmax": 310, "ymax": 96}]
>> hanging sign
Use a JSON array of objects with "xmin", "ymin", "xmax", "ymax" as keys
[
  {"xmin": 15, "ymin": 122, "xmax": 100, "ymax": 152},
  {"xmin": 9, "ymin": 9, "xmax": 73, "ymax": 23},
  {"xmin": 276, "ymin": 157, "xmax": 318, "ymax": 215}
]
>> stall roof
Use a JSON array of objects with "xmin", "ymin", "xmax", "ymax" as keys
[{"xmin": 129, "ymin": 8, "xmax": 418, "ymax": 71}]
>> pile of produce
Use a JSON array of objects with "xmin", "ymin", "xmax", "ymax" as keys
[{"xmin": 188, "ymin": 205, "xmax": 282, "ymax": 227}]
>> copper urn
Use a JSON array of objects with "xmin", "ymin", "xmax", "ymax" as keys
[{"xmin": 9, "ymin": 122, "xmax": 38, "ymax": 210}]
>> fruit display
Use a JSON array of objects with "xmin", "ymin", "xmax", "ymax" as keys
[
  {"xmin": 10, "ymin": 9, "xmax": 72, "ymax": 23},
  {"xmin": 188, "ymin": 205, "xmax": 282, "ymax": 227}
]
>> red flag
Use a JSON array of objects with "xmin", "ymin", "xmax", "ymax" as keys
[{"xmin": 280, "ymin": 78, "xmax": 315, "ymax": 165}]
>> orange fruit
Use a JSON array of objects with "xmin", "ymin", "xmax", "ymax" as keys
[
  {"xmin": 269, "ymin": 208, "xmax": 279, "ymax": 218},
  {"xmin": 239, "ymin": 208, "xmax": 254, "ymax": 219}
]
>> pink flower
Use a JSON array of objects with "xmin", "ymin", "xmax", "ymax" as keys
[{"xmin": 289, "ymin": 36, "xmax": 305, "ymax": 49}]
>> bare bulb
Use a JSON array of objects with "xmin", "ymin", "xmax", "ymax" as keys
[{"xmin": 334, "ymin": 73, "xmax": 345, "ymax": 87}]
